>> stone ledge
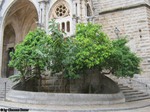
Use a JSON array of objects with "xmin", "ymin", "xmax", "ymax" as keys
[
  {"xmin": 6, "ymin": 90, "xmax": 125, "ymax": 105},
  {"xmin": 99, "ymin": 3, "xmax": 149, "ymax": 15}
]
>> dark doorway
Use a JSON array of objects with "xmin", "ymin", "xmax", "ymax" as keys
[
  {"xmin": 6, "ymin": 47, "xmax": 14, "ymax": 77},
  {"xmin": 2, "ymin": 24, "xmax": 15, "ymax": 78},
  {"xmin": 2, "ymin": 0, "xmax": 38, "ymax": 77}
]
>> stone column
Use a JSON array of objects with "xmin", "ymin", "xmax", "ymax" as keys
[
  {"xmin": 72, "ymin": 0, "xmax": 77, "ymax": 35},
  {"xmin": 72, "ymin": 0, "xmax": 81, "ymax": 23},
  {"xmin": 0, "ymin": 18, "xmax": 3, "ymax": 77},
  {"xmin": 38, "ymin": 0, "xmax": 49, "ymax": 29}
]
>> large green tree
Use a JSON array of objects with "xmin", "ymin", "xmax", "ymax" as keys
[
  {"xmin": 68, "ymin": 23, "xmax": 141, "ymax": 93},
  {"xmin": 72, "ymin": 23, "xmax": 140, "ymax": 78},
  {"xmin": 9, "ymin": 21, "xmax": 141, "ymax": 92},
  {"xmin": 9, "ymin": 29, "xmax": 52, "ymax": 90},
  {"xmin": 48, "ymin": 20, "xmax": 78, "ymax": 79},
  {"xmin": 74, "ymin": 23, "xmax": 112, "ymax": 72},
  {"xmin": 105, "ymin": 38, "xmax": 141, "ymax": 77}
]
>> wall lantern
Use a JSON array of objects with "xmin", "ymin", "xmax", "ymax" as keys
[{"xmin": 114, "ymin": 27, "xmax": 120, "ymax": 38}]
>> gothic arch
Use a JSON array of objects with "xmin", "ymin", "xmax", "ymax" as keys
[
  {"xmin": 2, "ymin": 24, "xmax": 15, "ymax": 78},
  {"xmin": 0, "ymin": 0, "xmax": 39, "ymax": 77}
]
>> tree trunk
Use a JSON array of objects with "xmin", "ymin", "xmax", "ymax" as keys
[
  {"xmin": 21, "ymin": 76, "xmax": 26, "ymax": 90},
  {"xmin": 35, "ymin": 65, "xmax": 41, "ymax": 92},
  {"xmin": 64, "ymin": 79, "xmax": 70, "ymax": 93}
]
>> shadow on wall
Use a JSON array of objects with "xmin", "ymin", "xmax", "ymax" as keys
[{"xmin": 12, "ymin": 74, "xmax": 120, "ymax": 94}]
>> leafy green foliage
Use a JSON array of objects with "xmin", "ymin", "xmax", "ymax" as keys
[
  {"xmin": 48, "ymin": 20, "xmax": 78, "ymax": 79},
  {"xmin": 62, "ymin": 38, "xmax": 79, "ymax": 79},
  {"xmin": 9, "ymin": 29, "xmax": 51, "ymax": 82},
  {"xmin": 9, "ymin": 21, "xmax": 141, "ymax": 85},
  {"xmin": 74, "ymin": 23, "xmax": 112, "ymax": 70},
  {"xmin": 48, "ymin": 20, "xmax": 65, "ymax": 73},
  {"xmin": 9, "ymin": 73, "xmax": 23, "ymax": 83},
  {"xmin": 69, "ymin": 23, "xmax": 141, "ymax": 78},
  {"xmin": 105, "ymin": 38, "xmax": 141, "ymax": 77}
]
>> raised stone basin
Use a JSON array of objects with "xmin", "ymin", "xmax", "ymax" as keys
[{"xmin": 6, "ymin": 90, "xmax": 125, "ymax": 105}]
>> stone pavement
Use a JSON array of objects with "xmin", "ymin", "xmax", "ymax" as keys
[{"xmin": 0, "ymin": 99, "xmax": 150, "ymax": 112}]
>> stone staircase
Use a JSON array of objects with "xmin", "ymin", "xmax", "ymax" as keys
[
  {"xmin": 0, "ymin": 78, "xmax": 13, "ymax": 100},
  {"xmin": 119, "ymin": 84, "xmax": 150, "ymax": 102}
]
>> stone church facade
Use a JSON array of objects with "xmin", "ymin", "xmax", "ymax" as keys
[{"xmin": 0, "ymin": 0, "xmax": 150, "ymax": 82}]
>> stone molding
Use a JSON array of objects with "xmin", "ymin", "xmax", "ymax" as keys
[{"xmin": 99, "ymin": 3, "xmax": 149, "ymax": 15}]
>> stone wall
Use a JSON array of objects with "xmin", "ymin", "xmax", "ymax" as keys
[{"xmin": 93, "ymin": 0, "xmax": 150, "ymax": 77}]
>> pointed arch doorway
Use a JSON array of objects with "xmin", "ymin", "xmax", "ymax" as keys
[
  {"xmin": 2, "ymin": 24, "xmax": 15, "ymax": 78},
  {"xmin": 2, "ymin": 0, "xmax": 38, "ymax": 77}
]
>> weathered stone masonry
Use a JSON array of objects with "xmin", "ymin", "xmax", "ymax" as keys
[{"xmin": 93, "ymin": 0, "xmax": 150, "ymax": 78}]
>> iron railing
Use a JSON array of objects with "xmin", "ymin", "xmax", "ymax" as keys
[
  {"xmin": 116, "ymin": 77, "xmax": 150, "ymax": 95},
  {"xmin": 128, "ymin": 78, "xmax": 150, "ymax": 94},
  {"xmin": 4, "ymin": 82, "xmax": 6, "ymax": 101}
]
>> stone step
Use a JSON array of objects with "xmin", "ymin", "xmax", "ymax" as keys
[
  {"xmin": 0, "ymin": 78, "xmax": 14, "ymax": 100},
  {"xmin": 0, "ymin": 97, "xmax": 4, "ymax": 99},
  {"xmin": 123, "ymin": 91, "xmax": 144, "ymax": 96},
  {"xmin": 125, "ymin": 93, "xmax": 149, "ymax": 98},
  {"xmin": 0, "ymin": 88, "xmax": 11, "ymax": 90},
  {"xmin": 126, "ymin": 95, "xmax": 150, "ymax": 102},
  {"xmin": 122, "ymin": 89, "xmax": 138, "ymax": 93},
  {"xmin": 0, "ymin": 91, "xmax": 11, "ymax": 94},
  {"xmin": 120, "ymin": 87, "xmax": 132, "ymax": 90},
  {"xmin": 0, "ymin": 94, "xmax": 4, "ymax": 97},
  {"xmin": 118, "ymin": 84, "xmax": 127, "ymax": 87},
  {"xmin": 0, "ymin": 90, "xmax": 11, "ymax": 92},
  {"xmin": 0, "ymin": 94, "xmax": 5, "ymax": 99},
  {"xmin": 119, "ymin": 85, "xmax": 130, "ymax": 88},
  {"xmin": 118, "ymin": 86, "xmax": 130, "ymax": 89},
  {"xmin": 119, "ymin": 83, "xmax": 150, "ymax": 102}
]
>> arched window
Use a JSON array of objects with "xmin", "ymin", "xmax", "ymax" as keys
[
  {"xmin": 49, "ymin": 1, "xmax": 72, "ymax": 36},
  {"xmin": 87, "ymin": 4, "xmax": 92, "ymax": 16},
  {"xmin": 67, "ymin": 21, "xmax": 70, "ymax": 32},
  {"xmin": 62, "ymin": 22, "xmax": 65, "ymax": 32}
]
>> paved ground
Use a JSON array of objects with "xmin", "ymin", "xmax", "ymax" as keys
[{"xmin": 0, "ymin": 99, "xmax": 150, "ymax": 112}]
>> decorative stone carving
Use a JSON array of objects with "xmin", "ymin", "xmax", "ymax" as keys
[
  {"xmin": 50, "ymin": 1, "xmax": 70, "ymax": 19},
  {"xmin": 54, "ymin": 4, "xmax": 69, "ymax": 18}
]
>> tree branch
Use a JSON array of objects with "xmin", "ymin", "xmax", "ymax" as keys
[{"xmin": 101, "ymin": 69, "xmax": 113, "ymax": 75}]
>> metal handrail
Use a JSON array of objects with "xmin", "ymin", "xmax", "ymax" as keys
[
  {"xmin": 128, "ymin": 78, "xmax": 150, "ymax": 89},
  {"xmin": 126, "ymin": 77, "xmax": 150, "ymax": 94},
  {"xmin": 110, "ymin": 75, "xmax": 150, "ymax": 94},
  {"xmin": 4, "ymin": 82, "xmax": 6, "ymax": 101}
]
